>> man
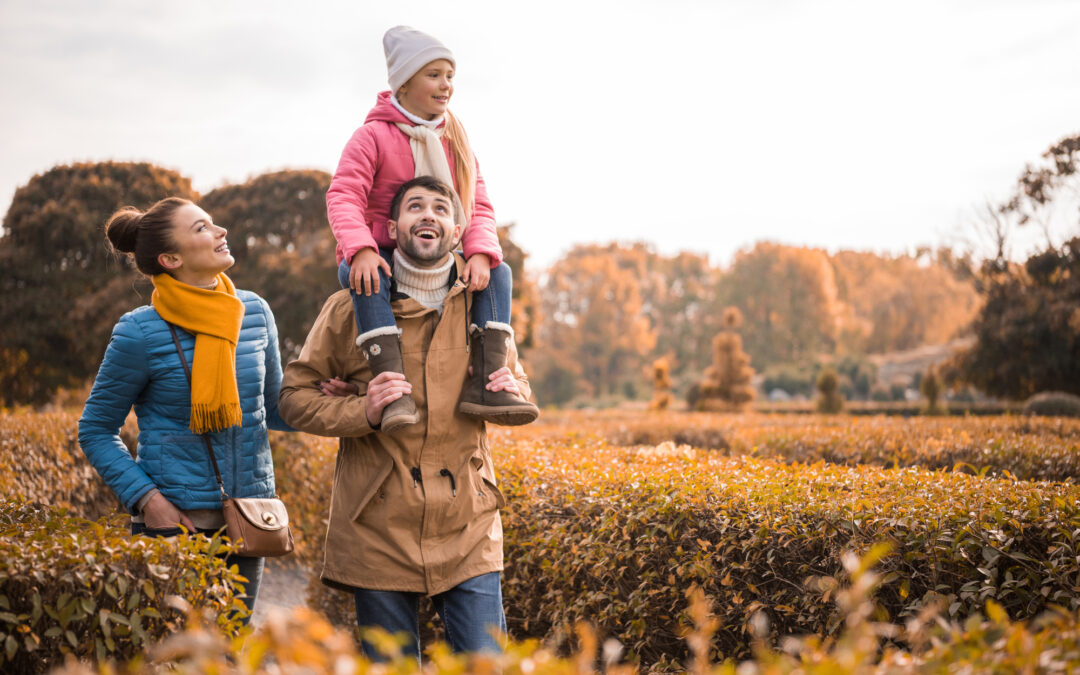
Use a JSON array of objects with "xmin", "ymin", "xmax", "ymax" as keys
[{"xmin": 278, "ymin": 176, "xmax": 534, "ymax": 659}]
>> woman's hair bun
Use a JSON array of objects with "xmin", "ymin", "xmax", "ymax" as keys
[{"xmin": 105, "ymin": 206, "xmax": 144, "ymax": 254}]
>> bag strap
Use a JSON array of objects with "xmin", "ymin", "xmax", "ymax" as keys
[{"xmin": 166, "ymin": 322, "xmax": 228, "ymax": 499}]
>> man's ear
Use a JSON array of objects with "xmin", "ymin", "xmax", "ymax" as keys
[
  {"xmin": 451, "ymin": 222, "xmax": 462, "ymax": 243},
  {"xmin": 158, "ymin": 252, "xmax": 182, "ymax": 271},
  {"xmin": 387, "ymin": 219, "xmax": 398, "ymax": 239}
]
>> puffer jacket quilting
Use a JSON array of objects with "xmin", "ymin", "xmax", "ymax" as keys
[{"xmin": 78, "ymin": 290, "xmax": 291, "ymax": 512}]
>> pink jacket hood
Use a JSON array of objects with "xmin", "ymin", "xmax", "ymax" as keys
[{"xmin": 363, "ymin": 90, "xmax": 444, "ymax": 127}]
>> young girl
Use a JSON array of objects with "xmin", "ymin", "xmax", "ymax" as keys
[{"xmin": 327, "ymin": 25, "xmax": 537, "ymax": 432}]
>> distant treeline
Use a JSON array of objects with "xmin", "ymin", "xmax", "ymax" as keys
[{"xmin": 0, "ymin": 161, "xmax": 985, "ymax": 407}]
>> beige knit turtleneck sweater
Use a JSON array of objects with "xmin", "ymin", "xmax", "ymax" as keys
[{"xmin": 392, "ymin": 249, "xmax": 454, "ymax": 313}]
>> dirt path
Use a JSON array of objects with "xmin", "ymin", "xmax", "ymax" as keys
[{"xmin": 252, "ymin": 557, "xmax": 313, "ymax": 625}]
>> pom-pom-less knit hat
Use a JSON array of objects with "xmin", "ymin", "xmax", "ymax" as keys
[{"xmin": 384, "ymin": 26, "xmax": 456, "ymax": 94}]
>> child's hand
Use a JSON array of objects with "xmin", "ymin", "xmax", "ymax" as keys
[
  {"xmin": 350, "ymin": 248, "xmax": 392, "ymax": 296},
  {"xmin": 462, "ymin": 253, "xmax": 491, "ymax": 292}
]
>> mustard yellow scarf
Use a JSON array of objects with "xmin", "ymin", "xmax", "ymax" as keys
[{"xmin": 152, "ymin": 273, "xmax": 244, "ymax": 434}]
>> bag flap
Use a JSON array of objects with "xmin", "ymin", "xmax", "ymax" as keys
[{"xmin": 230, "ymin": 497, "xmax": 290, "ymax": 531}]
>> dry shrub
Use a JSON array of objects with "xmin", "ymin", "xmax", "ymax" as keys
[
  {"xmin": 0, "ymin": 410, "xmax": 120, "ymax": 518},
  {"xmin": 0, "ymin": 500, "xmax": 246, "ymax": 673}
]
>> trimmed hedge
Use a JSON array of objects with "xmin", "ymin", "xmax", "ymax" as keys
[
  {"xmin": 0, "ymin": 499, "xmax": 247, "ymax": 673},
  {"xmin": 305, "ymin": 427, "xmax": 1080, "ymax": 667},
  {"xmin": 1024, "ymin": 391, "xmax": 1080, "ymax": 418},
  {"xmin": 514, "ymin": 410, "xmax": 1080, "ymax": 482},
  {"xmin": 496, "ymin": 440, "xmax": 1080, "ymax": 666}
]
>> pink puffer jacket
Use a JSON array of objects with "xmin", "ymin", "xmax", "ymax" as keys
[{"xmin": 326, "ymin": 91, "xmax": 501, "ymax": 268}]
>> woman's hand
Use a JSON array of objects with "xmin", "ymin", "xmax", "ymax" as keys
[
  {"xmin": 318, "ymin": 378, "xmax": 359, "ymax": 397},
  {"xmin": 350, "ymin": 248, "xmax": 392, "ymax": 296},
  {"xmin": 364, "ymin": 371, "xmax": 412, "ymax": 427},
  {"xmin": 143, "ymin": 492, "xmax": 196, "ymax": 531},
  {"xmin": 461, "ymin": 253, "xmax": 491, "ymax": 292}
]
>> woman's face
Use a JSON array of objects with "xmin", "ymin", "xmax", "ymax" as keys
[
  {"xmin": 397, "ymin": 59, "xmax": 454, "ymax": 121},
  {"xmin": 161, "ymin": 203, "xmax": 233, "ymax": 283}
]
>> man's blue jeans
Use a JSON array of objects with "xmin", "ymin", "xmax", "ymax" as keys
[
  {"xmin": 354, "ymin": 572, "xmax": 506, "ymax": 661},
  {"xmin": 338, "ymin": 250, "xmax": 513, "ymax": 336}
]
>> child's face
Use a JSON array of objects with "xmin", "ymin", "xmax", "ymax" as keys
[
  {"xmin": 396, "ymin": 59, "xmax": 454, "ymax": 121},
  {"xmin": 388, "ymin": 186, "xmax": 461, "ymax": 266}
]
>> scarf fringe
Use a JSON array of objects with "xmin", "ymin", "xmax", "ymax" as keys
[{"xmin": 190, "ymin": 403, "xmax": 243, "ymax": 435}]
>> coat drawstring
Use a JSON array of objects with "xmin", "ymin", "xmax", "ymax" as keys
[
  {"xmin": 439, "ymin": 468, "xmax": 457, "ymax": 497},
  {"xmin": 410, "ymin": 466, "xmax": 422, "ymax": 487},
  {"xmin": 462, "ymin": 273, "xmax": 471, "ymax": 353}
]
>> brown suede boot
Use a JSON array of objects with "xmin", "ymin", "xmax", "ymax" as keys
[
  {"xmin": 357, "ymin": 328, "xmax": 419, "ymax": 433},
  {"xmin": 459, "ymin": 322, "xmax": 540, "ymax": 426}
]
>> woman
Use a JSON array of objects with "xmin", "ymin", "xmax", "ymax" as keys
[{"xmin": 79, "ymin": 196, "xmax": 293, "ymax": 618}]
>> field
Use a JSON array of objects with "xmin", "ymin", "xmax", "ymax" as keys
[{"xmin": 3, "ymin": 407, "xmax": 1080, "ymax": 672}]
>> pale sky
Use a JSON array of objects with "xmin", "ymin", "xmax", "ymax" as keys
[{"xmin": 2, "ymin": 0, "xmax": 1078, "ymax": 270}]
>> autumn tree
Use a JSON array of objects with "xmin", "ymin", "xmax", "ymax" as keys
[
  {"xmin": 0, "ymin": 162, "xmax": 198, "ymax": 405},
  {"xmin": 718, "ymin": 243, "xmax": 843, "ymax": 368},
  {"xmin": 533, "ymin": 243, "xmax": 656, "ymax": 403},
  {"xmin": 952, "ymin": 133, "xmax": 1080, "ymax": 400},
  {"xmin": 830, "ymin": 250, "xmax": 980, "ymax": 354},
  {"xmin": 639, "ymin": 251, "xmax": 724, "ymax": 389},
  {"xmin": 1000, "ymin": 132, "xmax": 1080, "ymax": 247},
  {"xmin": 952, "ymin": 238, "xmax": 1080, "ymax": 398},
  {"xmin": 696, "ymin": 307, "xmax": 756, "ymax": 411},
  {"xmin": 497, "ymin": 223, "xmax": 540, "ymax": 355},
  {"xmin": 200, "ymin": 170, "xmax": 337, "ymax": 360}
]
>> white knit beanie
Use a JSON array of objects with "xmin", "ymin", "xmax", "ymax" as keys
[{"xmin": 383, "ymin": 26, "xmax": 456, "ymax": 94}]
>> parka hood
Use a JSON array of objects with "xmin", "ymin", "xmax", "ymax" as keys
[{"xmin": 364, "ymin": 90, "xmax": 446, "ymax": 128}]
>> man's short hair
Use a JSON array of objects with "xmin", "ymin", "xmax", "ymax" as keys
[{"xmin": 389, "ymin": 175, "xmax": 459, "ymax": 222}]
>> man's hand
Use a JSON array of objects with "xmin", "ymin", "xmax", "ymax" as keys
[
  {"xmin": 364, "ymin": 371, "xmax": 412, "ymax": 427},
  {"xmin": 484, "ymin": 366, "xmax": 521, "ymax": 396},
  {"xmin": 461, "ymin": 253, "xmax": 491, "ymax": 292},
  {"xmin": 350, "ymin": 248, "xmax": 392, "ymax": 296},
  {"xmin": 143, "ymin": 492, "xmax": 196, "ymax": 532}
]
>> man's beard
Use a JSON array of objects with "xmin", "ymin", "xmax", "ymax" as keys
[{"xmin": 399, "ymin": 235, "xmax": 453, "ymax": 266}]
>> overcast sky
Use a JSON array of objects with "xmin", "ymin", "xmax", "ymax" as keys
[{"xmin": 1, "ymin": 0, "xmax": 1078, "ymax": 270}]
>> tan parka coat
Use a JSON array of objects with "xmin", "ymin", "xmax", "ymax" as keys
[{"xmin": 278, "ymin": 255, "xmax": 531, "ymax": 595}]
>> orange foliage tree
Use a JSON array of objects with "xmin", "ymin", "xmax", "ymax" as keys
[
  {"xmin": 535, "ymin": 243, "xmax": 656, "ymax": 403},
  {"xmin": 719, "ymin": 243, "xmax": 844, "ymax": 368}
]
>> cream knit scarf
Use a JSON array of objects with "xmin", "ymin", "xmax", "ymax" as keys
[{"xmin": 392, "ymin": 96, "xmax": 464, "ymax": 229}]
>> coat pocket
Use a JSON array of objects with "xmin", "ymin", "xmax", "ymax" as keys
[
  {"xmin": 469, "ymin": 454, "xmax": 506, "ymax": 509},
  {"xmin": 344, "ymin": 448, "xmax": 394, "ymax": 523}
]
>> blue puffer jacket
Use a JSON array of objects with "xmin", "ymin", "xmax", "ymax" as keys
[{"xmin": 78, "ymin": 290, "xmax": 292, "ymax": 512}]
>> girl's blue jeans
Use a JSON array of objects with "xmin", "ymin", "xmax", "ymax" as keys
[{"xmin": 338, "ymin": 249, "xmax": 512, "ymax": 336}]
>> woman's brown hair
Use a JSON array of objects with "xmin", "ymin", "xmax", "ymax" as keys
[{"xmin": 105, "ymin": 197, "xmax": 191, "ymax": 276}]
